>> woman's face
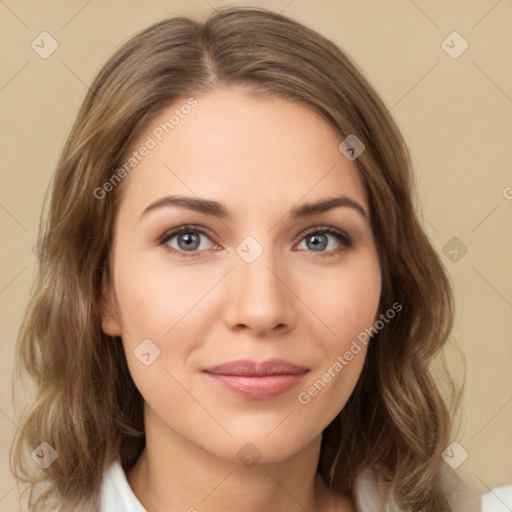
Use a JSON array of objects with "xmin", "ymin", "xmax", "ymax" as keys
[{"xmin": 101, "ymin": 86, "xmax": 381, "ymax": 464}]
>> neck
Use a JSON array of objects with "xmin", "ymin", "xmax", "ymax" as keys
[{"xmin": 126, "ymin": 407, "xmax": 353, "ymax": 512}]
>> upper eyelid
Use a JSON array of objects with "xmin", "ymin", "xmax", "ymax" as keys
[{"xmin": 158, "ymin": 224, "xmax": 216, "ymax": 243}]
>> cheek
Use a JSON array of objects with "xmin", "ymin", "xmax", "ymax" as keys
[
  {"xmin": 112, "ymin": 249, "xmax": 221, "ymax": 340},
  {"xmin": 303, "ymin": 251, "xmax": 382, "ymax": 345},
  {"xmin": 295, "ymin": 252, "xmax": 380, "ymax": 416}
]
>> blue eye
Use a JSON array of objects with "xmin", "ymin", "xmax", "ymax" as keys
[
  {"xmin": 159, "ymin": 225, "xmax": 215, "ymax": 258},
  {"xmin": 296, "ymin": 227, "xmax": 352, "ymax": 256},
  {"xmin": 158, "ymin": 225, "xmax": 352, "ymax": 258}
]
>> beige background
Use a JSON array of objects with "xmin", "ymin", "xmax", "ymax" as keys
[{"xmin": 1, "ymin": 0, "xmax": 511, "ymax": 509}]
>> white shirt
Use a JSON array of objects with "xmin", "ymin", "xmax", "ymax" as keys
[{"xmin": 98, "ymin": 460, "xmax": 482, "ymax": 511}]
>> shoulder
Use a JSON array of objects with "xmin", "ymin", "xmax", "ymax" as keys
[
  {"xmin": 354, "ymin": 465, "xmax": 482, "ymax": 512},
  {"xmin": 99, "ymin": 460, "xmax": 147, "ymax": 512}
]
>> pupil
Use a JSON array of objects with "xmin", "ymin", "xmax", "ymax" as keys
[
  {"xmin": 309, "ymin": 234, "xmax": 327, "ymax": 251},
  {"xmin": 179, "ymin": 232, "xmax": 200, "ymax": 250}
]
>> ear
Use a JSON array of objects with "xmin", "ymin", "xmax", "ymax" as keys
[{"xmin": 99, "ymin": 270, "xmax": 123, "ymax": 337}]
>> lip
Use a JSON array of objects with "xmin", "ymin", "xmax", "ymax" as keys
[{"xmin": 202, "ymin": 359, "xmax": 309, "ymax": 400}]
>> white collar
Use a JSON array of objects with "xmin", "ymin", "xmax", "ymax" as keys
[{"xmin": 99, "ymin": 460, "xmax": 146, "ymax": 512}]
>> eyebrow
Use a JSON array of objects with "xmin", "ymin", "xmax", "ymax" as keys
[{"xmin": 140, "ymin": 194, "xmax": 368, "ymax": 221}]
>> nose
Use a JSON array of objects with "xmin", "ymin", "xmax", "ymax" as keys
[{"xmin": 223, "ymin": 252, "xmax": 297, "ymax": 336}]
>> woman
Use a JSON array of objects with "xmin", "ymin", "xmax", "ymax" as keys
[{"xmin": 10, "ymin": 7, "xmax": 478, "ymax": 511}]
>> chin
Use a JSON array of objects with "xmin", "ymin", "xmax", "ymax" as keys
[{"xmin": 200, "ymin": 427, "xmax": 319, "ymax": 467}]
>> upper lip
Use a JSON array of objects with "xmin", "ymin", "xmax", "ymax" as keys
[{"xmin": 202, "ymin": 359, "xmax": 309, "ymax": 376}]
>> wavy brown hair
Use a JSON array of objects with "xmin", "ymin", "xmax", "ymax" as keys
[{"xmin": 10, "ymin": 6, "xmax": 463, "ymax": 511}]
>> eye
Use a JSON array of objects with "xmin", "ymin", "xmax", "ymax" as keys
[
  {"xmin": 158, "ymin": 225, "xmax": 217, "ymax": 258},
  {"xmin": 295, "ymin": 226, "xmax": 352, "ymax": 256},
  {"xmin": 158, "ymin": 224, "xmax": 353, "ymax": 259}
]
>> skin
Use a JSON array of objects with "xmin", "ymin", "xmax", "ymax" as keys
[{"xmin": 101, "ymin": 86, "xmax": 382, "ymax": 512}]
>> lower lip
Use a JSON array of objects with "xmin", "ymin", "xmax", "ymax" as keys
[{"xmin": 204, "ymin": 373, "xmax": 307, "ymax": 399}]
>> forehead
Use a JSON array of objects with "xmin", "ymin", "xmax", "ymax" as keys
[{"xmin": 118, "ymin": 87, "xmax": 368, "ymax": 219}]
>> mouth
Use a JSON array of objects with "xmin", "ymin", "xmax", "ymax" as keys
[{"xmin": 202, "ymin": 359, "xmax": 309, "ymax": 399}]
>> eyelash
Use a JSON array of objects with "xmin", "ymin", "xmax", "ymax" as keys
[{"xmin": 157, "ymin": 224, "xmax": 353, "ymax": 259}]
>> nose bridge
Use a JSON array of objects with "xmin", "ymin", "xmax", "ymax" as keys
[{"xmin": 224, "ymin": 242, "xmax": 296, "ymax": 333}]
